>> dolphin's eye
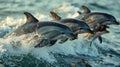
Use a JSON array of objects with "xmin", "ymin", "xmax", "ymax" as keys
[{"xmin": 99, "ymin": 25, "xmax": 106, "ymax": 31}]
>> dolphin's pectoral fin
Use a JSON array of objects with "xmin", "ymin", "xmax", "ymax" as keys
[
  {"xmin": 70, "ymin": 33, "xmax": 78, "ymax": 40},
  {"xmin": 98, "ymin": 36, "xmax": 102, "ymax": 43},
  {"xmin": 24, "ymin": 12, "xmax": 39, "ymax": 23},
  {"xmin": 49, "ymin": 40, "xmax": 57, "ymax": 46},
  {"xmin": 89, "ymin": 30, "xmax": 107, "ymax": 46},
  {"xmin": 34, "ymin": 39, "xmax": 49, "ymax": 48},
  {"xmin": 82, "ymin": 5, "xmax": 91, "ymax": 13},
  {"xmin": 50, "ymin": 11, "xmax": 61, "ymax": 21},
  {"xmin": 59, "ymin": 38, "xmax": 68, "ymax": 44},
  {"xmin": 89, "ymin": 34, "xmax": 97, "ymax": 47}
]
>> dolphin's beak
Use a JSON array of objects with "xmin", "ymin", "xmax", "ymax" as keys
[
  {"xmin": 78, "ymin": 29, "xmax": 93, "ymax": 34},
  {"xmin": 114, "ymin": 21, "xmax": 120, "ymax": 25},
  {"xmin": 102, "ymin": 20, "xmax": 119, "ymax": 25}
]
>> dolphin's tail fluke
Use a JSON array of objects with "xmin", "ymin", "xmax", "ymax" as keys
[{"xmin": 24, "ymin": 12, "xmax": 39, "ymax": 23}]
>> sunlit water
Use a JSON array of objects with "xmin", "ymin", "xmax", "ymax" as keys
[{"xmin": 0, "ymin": 0, "xmax": 120, "ymax": 67}]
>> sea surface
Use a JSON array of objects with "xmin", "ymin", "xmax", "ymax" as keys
[{"xmin": 0, "ymin": 0, "xmax": 120, "ymax": 67}]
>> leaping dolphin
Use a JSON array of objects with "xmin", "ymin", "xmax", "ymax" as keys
[
  {"xmin": 77, "ymin": 5, "xmax": 119, "ymax": 45},
  {"xmin": 77, "ymin": 5, "xmax": 119, "ymax": 30},
  {"xmin": 34, "ymin": 21, "xmax": 77, "ymax": 47}
]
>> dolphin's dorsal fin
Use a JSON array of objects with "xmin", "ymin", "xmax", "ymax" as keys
[
  {"xmin": 50, "ymin": 11, "xmax": 61, "ymax": 21},
  {"xmin": 24, "ymin": 12, "xmax": 39, "ymax": 23},
  {"xmin": 77, "ymin": 11, "xmax": 82, "ymax": 15},
  {"xmin": 77, "ymin": 11, "xmax": 85, "ymax": 19},
  {"xmin": 82, "ymin": 5, "xmax": 91, "ymax": 14}
]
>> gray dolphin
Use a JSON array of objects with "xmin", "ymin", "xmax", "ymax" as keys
[
  {"xmin": 77, "ymin": 5, "xmax": 119, "ymax": 45},
  {"xmin": 34, "ymin": 22, "xmax": 77, "ymax": 47},
  {"xmin": 80, "ymin": 12, "xmax": 119, "ymax": 30},
  {"xmin": 50, "ymin": 11, "xmax": 93, "ymax": 35},
  {"xmin": 77, "ymin": 5, "xmax": 119, "ymax": 29}
]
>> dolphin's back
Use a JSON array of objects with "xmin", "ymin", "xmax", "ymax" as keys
[
  {"xmin": 82, "ymin": 12, "xmax": 116, "ymax": 28},
  {"xmin": 84, "ymin": 12, "xmax": 113, "ymax": 18},
  {"xmin": 35, "ymin": 21, "xmax": 75, "ymax": 40},
  {"xmin": 59, "ymin": 18, "xmax": 90, "ymax": 29},
  {"xmin": 83, "ymin": 12, "xmax": 115, "ymax": 23},
  {"xmin": 37, "ymin": 21, "xmax": 73, "ymax": 32}
]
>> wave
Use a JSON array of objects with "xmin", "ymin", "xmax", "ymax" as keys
[{"xmin": 0, "ymin": 0, "xmax": 120, "ymax": 66}]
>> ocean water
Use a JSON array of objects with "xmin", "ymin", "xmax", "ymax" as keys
[{"xmin": 0, "ymin": 0, "xmax": 120, "ymax": 67}]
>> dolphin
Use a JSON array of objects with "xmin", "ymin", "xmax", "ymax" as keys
[
  {"xmin": 50, "ymin": 11, "xmax": 93, "ymax": 35},
  {"xmin": 77, "ymin": 5, "xmax": 119, "ymax": 30},
  {"xmin": 34, "ymin": 21, "xmax": 77, "ymax": 47},
  {"xmin": 77, "ymin": 5, "xmax": 119, "ymax": 45},
  {"xmin": 80, "ymin": 12, "xmax": 119, "ymax": 31}
]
